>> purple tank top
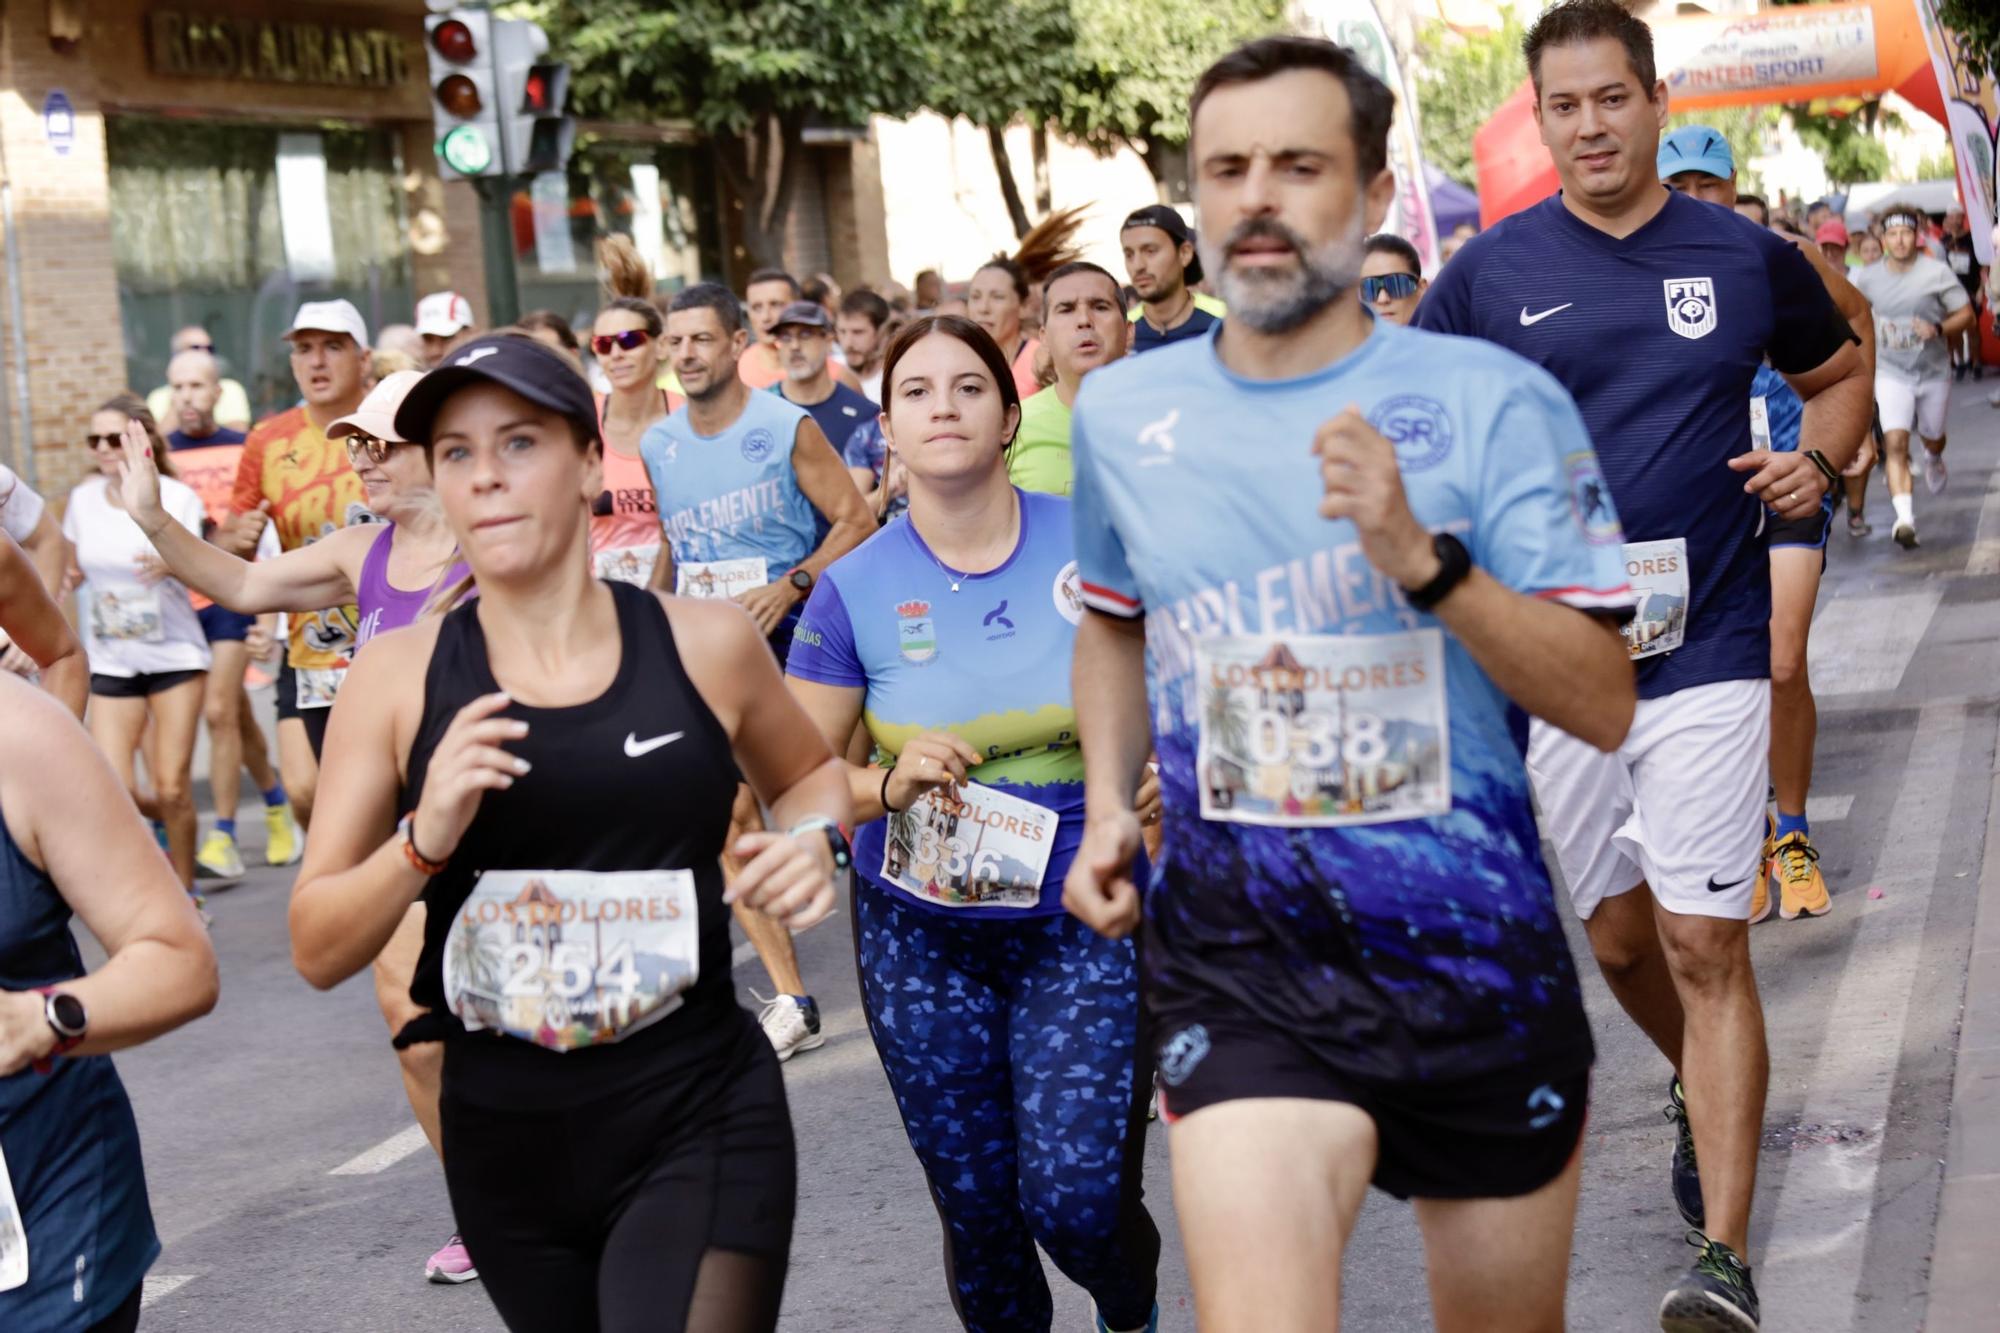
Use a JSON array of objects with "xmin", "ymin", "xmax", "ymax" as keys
[{"xmin": 354, "ymin": 525, "xmax": 471, "ymax": 648}]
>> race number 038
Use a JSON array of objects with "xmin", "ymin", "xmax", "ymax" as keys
[{"xmin": 1248, "ymin": 706, "xmax": 1389, "ymax": 770}]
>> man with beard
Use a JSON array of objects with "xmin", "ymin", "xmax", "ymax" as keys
[
  {"xmin": 644, "ymin": 282, "xmax": 873, "ymax": 1062},
  {"xmin": 770, "ymin": 300, "xmax": 879, "ymax": 461},
  {"xmin": 837, "ymin": 289, "xmax": 892, "ymax": 401},
  {"xmin": 1416, "ymin": 5, "xmax": 1872, "ymax": 1327},
  {"xmin": 1009, "ymin": 261, "xmax": 1128, "ymax": 495},
  {"xmin": 1064, "ymin": 34, "xmax": 1639, "ymax": 1333},
  {"xmin": 1120, "ymin": 204, "xmax": 1224, "ymax": 352}
]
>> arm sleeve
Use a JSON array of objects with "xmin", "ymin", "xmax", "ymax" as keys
[
  {"xmin": 1412, "ymin": 243, "xmax": 1477, "ymax": 336},
  {"xmin": 1765, "ymin": 238, "xmax": 1857, "ymax": 375},
  {"xmin": 1471, "ymin": 371, "xmax": 1635, "ymax": 617},
  {"xmin": 1068, "ymin": 399, "xmax": 1142, "ymax": 618},
  {"xmin": 783, "ymin": 573, "xmax": 867, "ymax": 687},
  {"xmin": 230, "ymin": 429, "xmax": 266, "ymax": 516},
  {"xmin": 0, "ymin": 465, "xmax": 45, "ymax": 544}
]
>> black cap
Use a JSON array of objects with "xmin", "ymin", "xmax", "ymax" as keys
[
  {"xmin": 1120, "ymin": 203, "xmax": 1204, "ymax": 286},
  {"xmin": 772, "ymin": 300, "xmax": 834, "ymax": 333},
  {"xmin": 395, "ymin": 334, "xmax": 599, "ymax": 444}
]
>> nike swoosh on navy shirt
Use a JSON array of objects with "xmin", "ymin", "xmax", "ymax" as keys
[{"xmin": 1519, "ymin": 303, "xmax": 1573, "ymax": 326}]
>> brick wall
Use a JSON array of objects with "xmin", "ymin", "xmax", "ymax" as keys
[{"xmin": 0, "ymin": 0, "xmax": 440, "ymax": 499}]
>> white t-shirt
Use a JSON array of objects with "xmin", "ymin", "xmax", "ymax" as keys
[
  {"xmin": 0, "ymin": 463, "xmax": 45, "ymax": 545},
  {"xmin": 860, "ymin": 367, "xmax": 884, "ymax": 403},
  {"xmin": 61, "ymin": 475, "xmax": 211, "ymax": 678}
]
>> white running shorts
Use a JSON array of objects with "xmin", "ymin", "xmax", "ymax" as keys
[
  {"xmin": 1528, "ymin": 678, "xmax": 1770, "ymax": 922},
  {"xmin": 1875, "ymin": 374, "xmax": 1950, "ymax": 441}
]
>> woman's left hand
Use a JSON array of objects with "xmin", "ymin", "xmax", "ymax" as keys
[
  {"xmin": 727, "ymin": 829, "xmax": 837, "ymax": 931},
  {"xmin": 0, "ymin": 989, "xmax": 56, "ymax": 1077}
]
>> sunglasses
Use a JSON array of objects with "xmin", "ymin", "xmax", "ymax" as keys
[
  {"xmin": 1361, "ymin": 273, "xmax": 1421, "ymax": 302},
  {"xmin": 85, "ymin": 433, "xmax": 123, "ymax": 449},
  {"xmin": 343, "ymin": 434, "xmax": 396, "ymax": 466},
  {"xmin": 180, "ymin": 342, "xmax": 215, "ymax": 353},
  {"xmin": 591, "ymin": 330, "xmax": 651, "ymax": 356}
]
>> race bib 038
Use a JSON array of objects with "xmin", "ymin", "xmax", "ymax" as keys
[
  {"xmin": 442, "ymin": 868, "xmax": 700, "ymax": 1052},
  {"xmin": 881, "ymin": 781, "xmax": 1057, "ymax": 908},
  {"xmin": 1195, "ymin": 630, "xmax": 1451, "ymax": 828}
]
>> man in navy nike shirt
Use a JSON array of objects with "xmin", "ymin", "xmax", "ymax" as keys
[{"xmin": 1416, "ymin": 3, "xmax": 1870, "ymax": 1330}]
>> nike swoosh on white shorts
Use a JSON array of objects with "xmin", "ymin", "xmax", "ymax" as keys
[
  {"xmin": 1520, "ymin": 303, "xmax": 1573, "ymax": 326},
  {"xmin": 624, "ymin": 731, "xmax": 685, "ymax": 758}
]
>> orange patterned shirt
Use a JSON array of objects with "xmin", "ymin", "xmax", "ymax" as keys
[{"xmin": 231, "ymin": 405, "xmax": 370, "ymax": 670}]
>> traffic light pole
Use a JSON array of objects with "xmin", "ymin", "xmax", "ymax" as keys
[{"xmin": 471, "ymin": 175, "xmax": 521, "ymax": 327}]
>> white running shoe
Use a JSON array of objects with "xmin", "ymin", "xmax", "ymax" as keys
[
  {"xmin": 1923, "ymin": 449, "xmax": 1948, "ymax": 495},
  {"xmin": 1893, "ymin": 520, "xmax": 1920, "ymax": 549},
  {"xmin": 754, "ymin": 991, "xmax": 825, "ymax": 1062}
]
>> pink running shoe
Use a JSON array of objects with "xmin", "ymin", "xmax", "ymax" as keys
[{"xmin": 425, "ymin": 1235, "xmax": 479, "ymax": 1285}]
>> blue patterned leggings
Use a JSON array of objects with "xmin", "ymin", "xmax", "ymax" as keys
[{"xmin": 853, "ymin": 884, "xmax": 1160, "ymax": 1332}]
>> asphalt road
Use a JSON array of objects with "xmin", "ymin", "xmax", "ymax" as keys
[{"xmin": 117, "ymin": 389, "xmax": 2000, "ymax": 1331}]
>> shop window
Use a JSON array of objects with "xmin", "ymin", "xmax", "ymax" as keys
[
  {"xmin": 514, "ymin": 139, "xmax": 723, "ymax": 341},
  {"xmin": 107, "ymin": 117, "xmax": 412, "ymax": 422}
]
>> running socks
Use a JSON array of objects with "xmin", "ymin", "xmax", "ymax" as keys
[
  {"xmin": 262, "ymin": 781, "xmax": 287, "ymax": 807},
  {"xmin": 1774, "ymin": 811, "xmax": 1808, "ymax": 841},
  {"xmin": 1891, "ymin": 493, "xmax": 1916, "ymax": 527},
  {"xmin": 216, "ymin": 818, "xmax": 236, "ymax": 839}
]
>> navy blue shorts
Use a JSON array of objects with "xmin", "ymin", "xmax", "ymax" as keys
[
  {"xmin": 197, "ymin": 604, "xmax": 256, "ymax": 642},
  {"xmin": 1768, "ymin": 505, "xmax": 1832, "ymax": 552}
]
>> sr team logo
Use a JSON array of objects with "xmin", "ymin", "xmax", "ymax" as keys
[
  {"xmin": 1367, "ymin": 394, "xmax": 1453, "ymax": 471},
  {"xmin": 1663, "ymin": 276, "xmax": 1717, "ymax": 340},
  {"xmin": 897, "ymin": 599, "xmax": 937, "ymax": 663},
  {"xmin": 740, "ymin": 428, "xmax": 775, "ymax": 463}
]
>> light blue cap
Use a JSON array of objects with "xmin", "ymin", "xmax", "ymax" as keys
[{"xmin": 1657, "ymin": 126, "xmax": 1734, "ymax": 181}]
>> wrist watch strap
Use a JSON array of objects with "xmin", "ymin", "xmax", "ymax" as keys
[{"xmin": 1404, "ymin": 533, "xmax": 1473, "ymax": 612}]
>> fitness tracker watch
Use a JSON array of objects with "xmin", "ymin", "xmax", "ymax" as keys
[
  {"xmin": 1804, "ymin": 449, "xmax": 1841, "ymax": 485},
  {"xmin": 788, "ymin": 568, "xmax": 814, "ymax": 593},
  {"xmin": 32, "ymin": 985, "xmax": 86, "ymax": 1074},
  {"xmin": 1402, "ymin": 533, "xmax": 1473, "ymax": 613},
  {"xmin": 788, "ymin": 816, "xmax": 853, "ymax": 875}
]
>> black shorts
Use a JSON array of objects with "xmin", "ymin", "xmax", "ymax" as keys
[
  {"xmin": 1151, "ymin": 984, "xmax": 1589, "ymax": 1201},
  {"xmin": 197, "ymin": 604, "xmax": 256, "ymax": 643},
  {"xmin": 1768, "ymin": 505, "xmax": 1832, "ymax": 552},
  {"xmin": 273, "ymin": 660, "xmax": 333, "ymax": 757},
  {"xmin": 89, "ymin": 668, "xmax": 205, "ymax": 699}
]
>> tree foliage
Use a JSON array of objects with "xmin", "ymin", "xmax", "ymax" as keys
[
  {"xmin": 1413, "ymin": 14, "xmax": 1528, "ymax": 187},
  {"xmin": 1790, "ymin": 101, "xmax": 1898, "ymax": 187},
  {"xmin": 1937, "ymin": 1, "xmax": 1998, "ymax": 79},
  {"xmin": 1059, "ymin": 0, "xmax": 1290, "ymax": 196}
]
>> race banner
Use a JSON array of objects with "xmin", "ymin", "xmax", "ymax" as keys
[
  {"xmin": 1658, "ymin": 5, "xmax": 1880, "ymax": 102},
  {"xmin": 1914, "ymin": 0, "xmax": 1999, "ymax": 265},
  {"xmin": 1293, "ymin": 0, "xmax": 1442, "ymax": 273}
]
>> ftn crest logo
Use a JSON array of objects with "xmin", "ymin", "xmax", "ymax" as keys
[{"xmin": 1663, "ymin": 277, "xmax": 1716, "ymax": 340}]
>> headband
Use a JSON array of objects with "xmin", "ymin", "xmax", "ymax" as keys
[{"xmin": 1881, "ymin": 212, "xmax": 1920, "ymax": 232}]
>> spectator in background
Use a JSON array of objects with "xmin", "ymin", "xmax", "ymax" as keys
[
  {"xmin": 414, "ymin": 292, "xmax": 477, "ymax": 368},
  {"xmin": 147, "ymin": 326, "xmax": 250, "ymax": 433},
  {"xmin": 1439, "ymin": 220, "xmax": 1478, "ymax": 263},
  {"xmin": 1734, "ymin": 192, "xmax": 1769, "ymax": 227},
  {"xmin": 913, "ymin": 268, "xmax": 943, "ymax": 311},
  {"xmin": 1943, "ymin": 209, "xmax": 1984, "ymax": 381},
  {"xmin": 1009, "ymin": 261, "xmax": 1128, "ymax": 496},
  {"xmin": 1359, "ymin": 233, "xmax": 1427, "ymax": 326},
  {"xmin": 1855, "ymin": 232, "xmax": 1884, "ymax": 267},
  {"xmin": 1120, "ymin": 205, "xmax": 1224, "ymax": 353},
  {"xmin": 375, "ymin": 322, "xmax": 426, "ymax": 368},
  {"xmin": 879, "ymin": 279, "xmax": 913, "ymax": 312},
  {"xmin": 741, "ymin": 268, "xmax": 802, "ymax": 389},
  {"xmin": 1807, "ymin": 199, "xmax": 1834, "ymax": 233},
  {"xmin": 517, "ymin": 309, "xmax": 581, "ymax": 354},
  {"xmin": 802, "ymin": 273, "xmax": 842, "ymax": 314},
  {"xmin": 1816, "ymin": 218, "xmax": 1850, "ymax": 268},
  {"xmin": 838, "ymin": 290, "xmax": 892, "ymax": 401}
]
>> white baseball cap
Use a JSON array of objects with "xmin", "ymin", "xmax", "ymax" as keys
[
  {"xmin": 284, "ymin": 299, "xmax": 369, "ymax": 349},
  {"xmin": 415, "ymin": 291, "xmax": 475, "ymax": 338},
  {"xmin": 326, "ymin": 370, "xmax": 425, "ymax": 443}
]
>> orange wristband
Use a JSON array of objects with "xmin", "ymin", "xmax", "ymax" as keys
[{"xmin": 398, "ymin": 814, "xmax": 448, "ymax": 876}]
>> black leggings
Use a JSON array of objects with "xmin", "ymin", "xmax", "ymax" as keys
[
  {"xmin": 441, "ymin": 1019, "xmax": 796, "ymax": 1332},
  {"xmin": 85, "ymin": 1280, "xmax": 142, "ymax": 1333}
]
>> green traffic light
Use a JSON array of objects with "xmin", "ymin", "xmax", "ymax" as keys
[{"xmin": 440, "ymin": 125, "xmax": 492, "ymax": 176}]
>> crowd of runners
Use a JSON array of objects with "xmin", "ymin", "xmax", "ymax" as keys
[{"xmin": 1, "ymin": 0, "xmax": 1995, "ymax": 1329}]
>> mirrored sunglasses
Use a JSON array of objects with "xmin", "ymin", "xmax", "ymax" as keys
[
  {"xmin": 1361, "ymin": 273, "xmax": 1421, "ymax": 302},
  {"xmin": 591, "ymin": 330, "xmax": 650, "ymax": 356}
]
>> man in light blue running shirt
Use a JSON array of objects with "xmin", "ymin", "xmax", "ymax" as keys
[
  {"xmin": 1061, "ymin": 33, "xmax": 1639, "ymax": 1333},
  {"xmin": 641, "ymin": 281, "xmax": 875, "ymax": 1066}
]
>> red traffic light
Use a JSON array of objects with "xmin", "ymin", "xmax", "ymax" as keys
[
  {"xmin": 523, "ymin": 71, "xmax": 550, "ymax": 114},
  {"xmin": 435, "ymin": 73, "xmax": 482, "ymax": 118},
  {"xmin": 430, "ymin": 18, "xmax": 476, "ymax": 64}
]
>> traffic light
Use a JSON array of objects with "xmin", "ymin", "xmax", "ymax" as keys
[
  {"xmin": 425, "ymin": 10, "xmax": 498, "ymax": 179},
  {"xmin": 490, "ymin": 21, "xmax": 574, "ymax": 176}
]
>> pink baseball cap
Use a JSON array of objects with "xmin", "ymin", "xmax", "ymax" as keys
[{"xmin": 1815, "ymin": 220, "xmax": 1850, "ymax": 246}]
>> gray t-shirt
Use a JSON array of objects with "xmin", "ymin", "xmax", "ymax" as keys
[{"xmin": 1852, "ymin": 256, "xmax": 1970, "ymax": 383}]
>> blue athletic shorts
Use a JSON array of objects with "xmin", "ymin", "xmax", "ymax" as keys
[{"xmin": 197, "ymin": 604, "xmax": 256, "ymax": 642}]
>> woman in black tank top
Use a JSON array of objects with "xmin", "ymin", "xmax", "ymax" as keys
[{"xmin": 288, "ymin": 334, "xmax": 854, "ymax": 1333}]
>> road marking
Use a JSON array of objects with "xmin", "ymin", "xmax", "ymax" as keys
[
  {"xmin": 328, "ymin": 1123, "xmax": 430, "ymax": 1176},
  {"xmin": 142, "ymin": 1275, "xmax": 195, "ymax": 1308},
  {"xmin": 1761, "ymin": 702, "xmax": 1963, "ymax": 1327},
  {"xmin": 1807, "ymin": 587, "xmax": 1942, "ymax": 696},
  {"xmin": 1968, "ymin": 465, "xmax": 2000, "ymax": 577},
  {"xmin": 1806, "ymin": 794, "xmax": 1854, "ymax": 824},
  {"xmin": 732, "ymin": 939, "xmax": 758, "ymax": 968}
]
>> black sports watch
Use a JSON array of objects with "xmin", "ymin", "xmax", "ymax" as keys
[
  {"xmin": 788, "ymin": 568, "xmax": 813, "ymax": 593},
  {"xmin": 1804, "ymin": 449, "xmax": 1841, "ymax": 485},
  {"xmin": 1402, "ymin": 533, "xmax": 1473, "ymax": 612}
]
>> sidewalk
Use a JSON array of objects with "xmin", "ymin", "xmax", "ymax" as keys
[{"xmin": 1924, "ymin": 385, "xmax": 2000, "ymax": 1331}]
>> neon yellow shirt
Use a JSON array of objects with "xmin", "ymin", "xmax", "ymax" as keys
[{"xmin": 1009, "ymin": 388, "xmax": 1073, "ymax": 495}]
